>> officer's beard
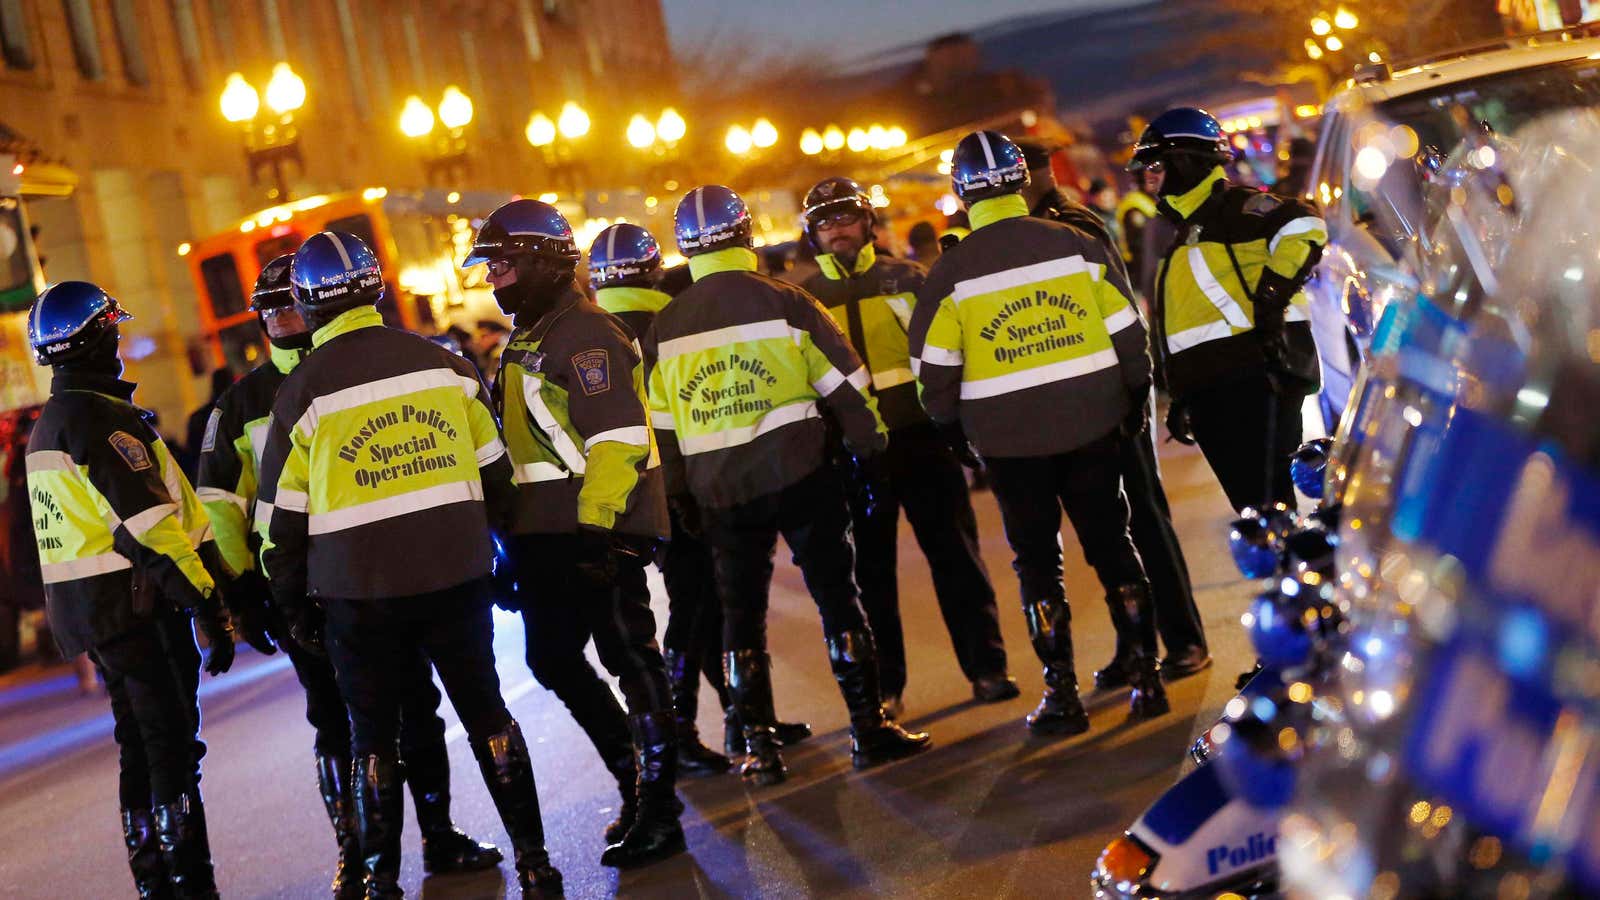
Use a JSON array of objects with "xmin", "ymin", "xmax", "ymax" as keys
[
  {"xmin": 1157, "ymin": 154, "xmax": 1221, "ymax": 198},
  {"xmin": 58, "ymin": 328, "xmax": 125, "ymax": 379},
  {"xmin": 494, "ymin": 256, "xmax": 575, "ymax": 328}
]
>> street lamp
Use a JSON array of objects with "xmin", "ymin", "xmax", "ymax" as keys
[
  {"xmin": 526, "ymin": 113, "xmax": 556, "ymax": 148},
  {"xmin": 750, "ymin": 118, "xmax": 778, "ymax": 149},
  {"xmin": 823, "ymin": 124, "xmax": 845, "ymax": 152},
  {"xmin": 656, "ymin": 108, "xmax": 687, "ymax": 144},
  {"xmin": 725, "ymin": 125, "xmax": 753, "ymax": 155},
  {"xmin": 627, "ymin": 114, "xmax": 657, "ymax": 149},
  {"xmin": 219, "ymin": 64, "xmax": 306, "ymax": 200},
  {"xmin": 438, "ymin": 85, "xmax": 474, "ymax": 131},
  {"xmin": 558, "ymin": 102, "xmax": 591, "ymax": 140},
  {"xmin": 402, "ymin": 86, "xmax": 476, "ymax": 185},
  {"xmin": 846, "ymin": 127, "xmax": 869, "ymax": 153},
  {"xmin": 527, "ymin": 104, "xmax": 588, "ymax": 192},
  {"xmin": 1310, "ymin": 16, "xmax": 1331, "ymax": 36},
  {"xmin": 399, "ymin": 95, "xmax": 435, "ymax": 138},
  {"xmin": 800, "ymin": 128, "xmax": 824, "ymax": 156},
  {"xmin": 1333, "ymin": 7, "xmax": 1358, "ymax": 29}
]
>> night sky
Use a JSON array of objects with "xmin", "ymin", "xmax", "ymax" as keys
[{"xmin": 660, "ymin": 0, "xmax": 1142, "ymax": 65}]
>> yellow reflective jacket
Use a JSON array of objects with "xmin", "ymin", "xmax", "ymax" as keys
[
  {"xmin": 801, "ymin": 245, "xmax": 928, "ymax": 431},
  {"xmin": 1153, "ymin": 168, "xmax": 1326, "ymax": 399},
  {"xmin": 257, "ymin": 306, "xmax": 516, "ymax": 601},
  {"xmin": 909, "ymin": 193, "xmax": 1151, "ymax": 458},
  {"xmin": 496, "ymin": 288, "xmax": 668, "ymax": 537},
  {"xmin": 25, "ymin": 372, "xmax": 216, "ymax": 654},
  {"xmin": 644, "ymin": 246, "xmax": 886, "ymax": 508},
  {"xmin": 196, "ymin": 343, "xmax": 303, "ymax": 577}
]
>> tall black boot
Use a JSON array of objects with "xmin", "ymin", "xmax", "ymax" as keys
[
  {"xmin": 1110, "ymin": 584, "xmax": 1170, "ymax": 720},
  {"xmin": 664, "ymin": 649, "xmax": 732, "ymax": 775},
  {"xmin": 122, "ymin": 808, "xmax": 173, "ymax": 900},
  {"xmin": 601, "ymin": 712, "xmax": 687, "ymax": 868},
  {"xmin": 601, "ymin": 745, "xmax": 638, "ymax": 845},
  {"xmin": 825, "ymin": 631, "xmax": 932, "ymax": 769},
  {"xmin": 724, "ymin": 650, "xmax": 787, "ymax": 785},
  {"xmin": 352, "ymin": 755, "xmax": 405, "ymax": 900},
  {"xmin": 470, "ymin": 721, "xmax": 563, "ymax": 896},
  {"xmin": 152, "ymin": 793, "xmax": 220, "ymax": 900},
  {"xmin": 1023, "ymin": 598, "xmax": 1090, "ymax": 736},
  {"xmin": 709, "ymin": 653, "xmax": 812, "ymax": 756},
  {"xmin": 315, "ymin": 754, "xmax": 366, "ymax": 900},
  {"xmin": 407, "ymin": 750, "xmax": 503, "ymax": 874}
]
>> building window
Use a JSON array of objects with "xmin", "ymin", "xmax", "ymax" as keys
[
  {"xmin": 0, "ymin": 0, "xmax": 34, "ymax": 70},
  {"xmin": 111, "ymin": 0, "xmax": 148, "ymax": 86},
  {"xmin": 62, "ymin": 0, "xmax": 103, "ymax": 80},
  {"xmin": 168, "ymin": 0, "xmax": 203, "ymax": 89}
]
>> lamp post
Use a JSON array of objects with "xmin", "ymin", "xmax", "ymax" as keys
[
  {"xmin": 400, "ymin": 85, "xmax": 475, "ymax": 186},
  {"xmin": 220, "ymin": 62, "xmax": 306, "ymax": 200},
  {"xmin": 627, "ymin": 108, "xmax": 688, "ymax": 187},
  {"xmin": 526, "ymin": 101, "xmax": 590, "ymax": 193}
]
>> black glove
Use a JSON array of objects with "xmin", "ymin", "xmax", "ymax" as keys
[
  {"xmin": 1121, "ymin": 398, "xmax": 1151, "ymax": 440},
  {"xmin": 1164, "ymin": 400, "xmax": 1196, "ymax": 446},
  {"xmin": 935, "ymin": 421, "xmax": 983, "ymax": 472},
  {"xmin": 669, "ymin": 494, "xmax": 703, "ymax": 540},
  {"xmin": 848, "ymin": 451, "xmax": 891, "ymax": 519},
  {"xmin": 282, "ymin": 598, "xmax": 327, "ymax": 659},
  {"xmin": 226, "ymin": 570, "xmax": 278, "ymax": 656},
  {"xmin": 195, "ymin": 596, "xmax": 236, "ymax": 676},
  {"xmin": 575, "ymin": 526, "xmax": 620, "ymax": 587},
  {"xmin": 491, "ymin": 535, "xmax": 521, "ymax": 612}
]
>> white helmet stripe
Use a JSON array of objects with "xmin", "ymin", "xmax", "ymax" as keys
[
  {"xmin": 607, "ymin": 225, "xmax": 619, "ymax": 260},
  {"xmin": 977, "ymin": 131, "xmax": 997, "ymax": 169},
  {"xmin": 694, "ymin": 187, "xmax": 707, "ymax": 231},
  {"xmin": 1165, "ymin": 131, "xmax": 1219, "ymax": 140},
  {"xmin": 325, "ymin": 232, "xmax": 354, "ymax": 269}
]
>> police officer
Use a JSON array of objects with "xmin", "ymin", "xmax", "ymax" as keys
[
  {"xmin": 644, "ymin": 185, "xmax": 930, "ymax": 785},
  {"xmin": 909, "ymin": 132, "xmax": 1170, "ymax": 733},
  {"xmin": 196, "ymin": 256, "xmax": 501, "ymax": 897},
  {"xmin": 588, "ymin": 223, "xmax": 812, "ymax": 776},
  {"xmin": 463, "ymin": 201, "xmax": 683, "ymax": 869},
  {"xmin": 1131, "ymin": 107, "xmax": 1326, "ymax": 512},
  {"xmin": 1014, "ymin": 140, "xmax": 1212, "ymax": 684},
  {"xmin": 24, "ymin": 281, "xmax": 235, "ymax": 899},
  {"xmin": 257, "ymin": 232, "xmax": 560, "ymax": 897},
  {"xmin": 798, "ymin": 177, "xmax": 1015, "ymax": 717}
]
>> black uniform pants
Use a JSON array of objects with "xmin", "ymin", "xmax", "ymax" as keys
[
  {"xmin": 281, "ymin": 613, "xmax": 451, "ymax": 772},
  {"xmin": 1122, "ymin": 424, "xmax": 1207, "ymax": 655},
  {"xmin": 516, "ymin": 533, "xmax": 670, "ymax": 724},
  {"xmin": 847, "ymin": 423, "xmax": 1007, "ymax": 693},
  {"xmin": 703, "ymin": 465, "xmax": 867, "ymax": 652},
  {"xmin": 1185, "ymin": 374, "xmax": 1302, "ymax": 513},
  {"xmin": 93, "ymin": 608, "xmax": 204, "ymax": 810},
  {"xmin": 985, "ymin": 432, "xmax": 1156, "ymax": 654},
  {"xmin": 324, "ymin": 579, "xmax": 513, "ymax": 759},
  {"xmin": 659, "ymin": 502, "xmax": 724, "ymax": 687}
]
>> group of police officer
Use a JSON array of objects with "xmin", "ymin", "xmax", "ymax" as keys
[{"xmin": 19, "ymin": 106, "xmax": 1324, "ymax": 899}]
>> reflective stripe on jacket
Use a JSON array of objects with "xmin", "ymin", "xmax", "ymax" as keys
[
  {"xmin": 643, "ymin": 246, "xmax": 886, "ymax": 509},
  {"xmin": 909, "ymin": 193, "xmax": 1151, "ymax": 458},
  {"xmin": 25, "ymin": 373, "xmax": 215, "ymax": 654},
  {"xmin": 1154, "ymin": 168, "xmax": 1326, "ymax": 399},
  {"xmin": 196, "ymin": 344, "xmax": 301, "ymax": 577},
  {"xmin": 801, "ymin": 245, "xmax": 927, "ymax": 431},
  {"xmin": 496, "ymin": 288, "xmax": 668, "ymax": 537},
  {"xmin": 257, "ymin": 306, "xmax": 515, "ymax": 601}
]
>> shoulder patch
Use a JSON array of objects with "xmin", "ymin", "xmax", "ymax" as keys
[
  {"xmin": 1242, "ymin": 192, "xmax": 1284, "ymax": 216},
  {"xmin": 201, "ymin": 408, "xmax": 223, "ymax": 454},
  {"xmin": 108, "ymin": 431, "xmax": 153, "ymax": 472},
  {"xmin": 571, "ymin": 349, "xmax": 611, "ymax": 396}
]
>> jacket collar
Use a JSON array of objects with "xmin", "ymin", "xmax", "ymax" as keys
[
  {"xmin": 520, "ymin": 285, "xmax": 583, "ymax": 344},
  {"xmin": 269, "ymin": 343, "xmax": 305, "ymax": 374},
  {"xmin": 687, "ymin": 246, "xmax": 759, "ymax": 281},
  {"xmin": 816, "ymin": 243, "xmax": 876, "ymax": 280},
  {"xmin": 51, "ymin": 371, "xmax": 138, "ymax": 402},
  {"xmin": 969, "ymin": 194, "xmax": 1030, "ymax": 231},
  {"xmin": 312, "ymin": 306, "xmax": 384, "ymax": 348},
  {"xmin": 1161, "ymin": 166, "xmax": 1228, "ymax": 222},
  {"xmin": 595, "ymin": 285, "xmax": 671, "ymax": 315}
]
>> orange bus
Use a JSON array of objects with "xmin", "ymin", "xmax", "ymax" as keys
[{"xmin": 183, "ymin": 187, "xmax": 514, "ymax": 371}]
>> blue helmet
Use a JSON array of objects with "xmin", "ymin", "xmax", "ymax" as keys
[
  {"xmin": 463, "ymin": 199, "xmax": 579, "ymax": 269},
  {"xmin": 1129, "ymin": 107, "xmax": 1232, "ymax": 171},
  {"xmin": 250, "ymin": 253, "xmax": 296, "ymax": 311},
  {"xmin": 588, "ymin": 223, "xmax": 662, "ymax": 290},
  {"xmin": 290, "ymin": 231, "xmax": 385, "ymax": 314},
  {"xmin": 27, "ymin": 281, "xmax": 132, "ymax": 365},
  {"xmin": 674, "ymin": 185, "xmax": 752, "ymax": 256},
  {"xmin": 950, "ymin": 130, "xmax": 1030, "ymax": 203}
]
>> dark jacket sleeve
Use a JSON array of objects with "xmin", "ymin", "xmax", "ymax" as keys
[
  {"xmin": 454, "ymin": 355, "xmax": 515, "ymax": 535},
  {"xmin": 907, "ymin": 261, "xmax": 963, "ymax": 425},
  {"xmin": 787, "ymin": 284, "xmax": 887, "ymax": 455},
  {"xmin": 256, "ymin": 395, "xmax": 310, "ymax": 610},
  {"xmin": 561, "ymin": 315, "xmax": 656, "ymax": 530}
]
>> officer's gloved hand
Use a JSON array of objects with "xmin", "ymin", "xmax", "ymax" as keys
[
  {"xmin": 575, "ymin": 526, "xmax": 620, "ymax": 588},
  {"xmin": 1121, "ymin": 397, "xmax": 1152, "ymax": 440},
  {"xmin": 1164, "ymin": 400, "xmax": 1197, "ymax": 446},
  {"xmin": 195, "ymin": 595, "xmax": 236, "ymax": 676},
  {"xmin": 491, "ymin": 534, "xmax": 521, "ymax": 612},
  {"xmin": 848, "ymin": 450, "xmax": 891, "ymax": 519},
  {"xmin": 283, "ymin": 599, "xmax": 328, "ymax": 659},
  {"xmin": 669, "ymin": 494, "xmax": 703, "ymax": 540},
  {"xmin": 935, "ymin": 420, "xmax": 983, "ymax": 472},
  {"xmin": 226, "ymin": 570, "xmax": 278, "ymax": 655}
]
